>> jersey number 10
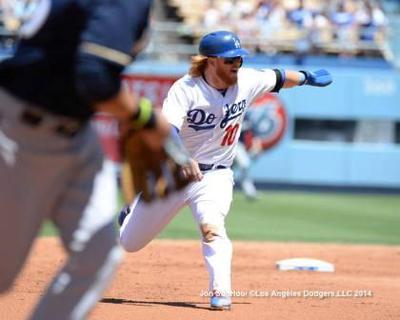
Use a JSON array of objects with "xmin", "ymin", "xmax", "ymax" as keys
[{"xmin": 221, "ymin": 124, "xmax": 240, "ymax": 146}]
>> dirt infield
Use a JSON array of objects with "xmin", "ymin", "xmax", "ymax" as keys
[{"xmin": 1, "ymin": 238, "xmax": 399, "ymax": 320}]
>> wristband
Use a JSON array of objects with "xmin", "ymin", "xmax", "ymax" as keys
[
  {"xmin": 280, "ymin": 68, "xmax": 286, "ymax": 84},
  {"xmin": 298, "ymin": 71, "xmax": 308, "ymax": 86},
  {"xmin": 131, "ymin": 98, "xmax": 156, "ymax": 130}
]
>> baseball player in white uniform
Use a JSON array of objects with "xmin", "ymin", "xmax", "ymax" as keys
[{"xmin": 119, "ymin": 30, "xmax": 332, "ymax": 310}]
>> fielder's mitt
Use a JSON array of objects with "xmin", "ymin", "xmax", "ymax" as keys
[{"xmin": 120, "ymin": 127, "xmax": 191, "ymax": 204}]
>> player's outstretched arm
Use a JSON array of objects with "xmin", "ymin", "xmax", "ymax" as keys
[{"xmin": 281, "ymin": 69, "xmax": 333, "ymax": 88}]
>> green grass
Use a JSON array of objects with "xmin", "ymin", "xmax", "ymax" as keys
[
  {"xmin": 40, "ymin": 191, "xmax": 400, "ymax": 245},
  {"xmin": 40, "ymin": 222, "xmax": 58, "ymax": 237}
]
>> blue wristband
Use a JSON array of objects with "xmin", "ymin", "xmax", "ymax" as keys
[
  {"xmin": 298, "ymin": 71, "xmax": 307, "ymax": 86},
  {"xmin": 279, "ymin": 68, "xmax": 286, "ymax": 84}
]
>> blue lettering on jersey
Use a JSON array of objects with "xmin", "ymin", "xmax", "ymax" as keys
[
  {"xmin": 186, "ymin": 99, "xmax": 247, "ymax": 131},
  {"xmin": 187, "ymin": 109, "xmax": 217, "ymax": 131},
  {"xmin": 220, "ymin": 99, "xmax": 247, "ymax": 128}
]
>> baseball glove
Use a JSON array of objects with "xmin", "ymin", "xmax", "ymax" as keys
[{"xmin": 120, "ymin": 126, "xmax": 191, "ymax": 204}]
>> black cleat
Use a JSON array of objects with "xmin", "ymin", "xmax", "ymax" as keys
[{"xmin": 118, "ymin": 205, "xmax": 131, "ymax": 226}]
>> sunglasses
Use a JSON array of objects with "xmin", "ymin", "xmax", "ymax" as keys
[{"xmin": 223, "ymin": 57, "xmax": 243, "ymax": 65}]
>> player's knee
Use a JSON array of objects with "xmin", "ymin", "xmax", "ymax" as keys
[
  {"xmin": 119, "ymin": 238, "xmax": 145, "ymax": 252},
  {"xmin": 200, "ymin": 224, "xmax": 222, "ymax": 243},
  {"xmin": 68, "ymin": 223, "xmax": 121, "ymax": 271},
  {"xmin": 119, "ymin": 233, "xmax": 149, "ymax": 252}
]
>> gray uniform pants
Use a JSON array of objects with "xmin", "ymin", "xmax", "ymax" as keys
[{"xmin": 0, "ymin": 89, "xmax": 122, "ymax": 320}]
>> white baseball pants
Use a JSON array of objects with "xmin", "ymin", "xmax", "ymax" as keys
[{"xmin": 120, "ymin": 168, "xmax": 234, "ymax": 296}]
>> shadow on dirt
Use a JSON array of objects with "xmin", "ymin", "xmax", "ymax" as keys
[{"xmin": 101, "ymin": 297, "xmax": 250, "ymax": 310}]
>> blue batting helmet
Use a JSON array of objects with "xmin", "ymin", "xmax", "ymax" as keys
[{"xmin": 199, "ymin": 31, "xmax": 249, "ymax": 58}]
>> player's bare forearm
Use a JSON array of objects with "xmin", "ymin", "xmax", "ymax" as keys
[
  {"xmin": 95, "ymin": 88, "xmax": 139, "ymax": 121},
  {"xmin": 283, "ymin": 70, "xmax": 306, "ymax": 88},
  {"xmin": 95, "ymin": 88, "xmax": 171, "ymax": 150}
]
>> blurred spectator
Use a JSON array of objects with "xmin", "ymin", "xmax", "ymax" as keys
[
  {"xmin": 330, "ymin": 0, "xmax": 358, "ymax": 56},
  {"xmin": 287, "ymin": 0, "xmax": 313, "ymax": 29},
  {"xmin": 286, "ymin": 0, "xmax": 314, "ymax": 63},
  {"xmin": 203, "ymin": 0, "xmax": 222, "ymax": 29},
  {"xmin": 257, "ymin": 0, "xmax": 287, "ymax": 44},
  {"xmin": 226, "ymin": 0, "xmax": 254, "ymax": 21},
  {"xmin": 194, "ymin": 0, "xmax": 389, "ymax": 58},
  {"xmin": 233, "ymin": 10, "xmax": 260, "ymax": 51},
  {"xmin": 355, "ymin": 0, "xmax": 388, "ymax": 42},
  {"xmin": 255, "ymin": 0, "xmax": 272, "ymax": 21},
  {"xmin": 308, "ymin": 9, "xmax": 332, "ymax": 54}
]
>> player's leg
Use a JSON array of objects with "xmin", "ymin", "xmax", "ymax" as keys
[
  {"xmin": 119, "ymin": 191, "xmax": 185, "ymax": 252},
  {"xmin": 0, "ymin": 93, "xmax": 69, "ymax": 292},
  {"xmin": 30, "ymin": 130, "xmax": 122, "ymax": 320},
  {"xmin": 0, "ymin": 129, "xmax": 49, "ymax": 292},
  {"xmin": 188, "ymin": 169, "xmax": 234, "ymax": 307}
]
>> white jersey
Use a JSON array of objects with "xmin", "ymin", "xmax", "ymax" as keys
[{"xmin": 162, "ymin": 67, "xmax": 277, "ymax": 167}]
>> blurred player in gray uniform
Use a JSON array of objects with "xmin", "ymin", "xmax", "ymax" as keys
[
  {"xmin": 234, "ymin": 95, "xmax": 287, "ymax": 200},
  {"xmin": 0, "ymin": 0, "xmax": 172, "ymax": 319},
  {"xmin": 234, "ymin": 112, "xmax": 263, "ymax": 200},
  {"xmin": 118, "ymin": 30, "xmax": 332, "ymax": 310}
]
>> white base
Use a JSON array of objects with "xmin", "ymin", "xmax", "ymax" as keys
[{"xmin": 276, "ymin": 258, "xmax": 335, "ymax": 272}]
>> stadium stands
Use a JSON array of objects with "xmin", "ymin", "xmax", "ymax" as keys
[
  {"xmin": 166, "ymin": 0, "xmax": 390, "ymax": 59},
  {"xmin": 0, "ymin": 0, "xmax": 397, "ymax": 63}
]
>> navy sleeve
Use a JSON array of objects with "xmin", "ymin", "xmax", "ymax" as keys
[
  {"xmin": 75, "ymin": 56, "xmax": 122, "ymax": 104},
  {"xmin": 75, "ymin": 0, "xmax": 152, "ymax": 104},
  {"xmin": 80, "ymin": 0, "xmax": 151, "ymax": 57}
]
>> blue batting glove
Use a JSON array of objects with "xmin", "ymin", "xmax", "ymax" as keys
[{"xmin": 300, "ymin": 69, "xmax": 332, "ymax": 87}]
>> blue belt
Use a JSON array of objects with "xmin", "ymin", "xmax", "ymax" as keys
[{"xmin": 198, "ymin": 163, "xmax": 228, "ymax": 171}]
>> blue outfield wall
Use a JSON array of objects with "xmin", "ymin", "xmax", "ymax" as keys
[
  {"xmin": 262, "ymin": 65, "xmax": 400, "ymax": 189},
  {"xmin": 129, "ymin": 59, "xmax": 400, "ymax": 189}
]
